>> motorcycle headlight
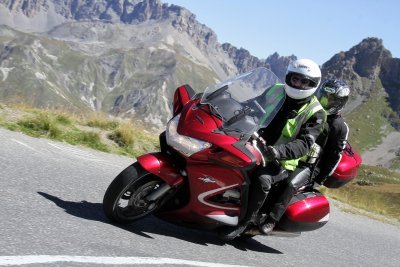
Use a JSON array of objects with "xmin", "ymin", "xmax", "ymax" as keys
[{"xmin": 166, "ymin": 114, "xmax": 212, "ymax": 157}]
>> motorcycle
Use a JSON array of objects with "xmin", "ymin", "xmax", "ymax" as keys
[{"xmin": 103, "ymin": 67, "xmax": 362, "ymax": 240}]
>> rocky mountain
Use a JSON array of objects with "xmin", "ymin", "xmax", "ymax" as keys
[
  {"xmin": 0, "ymin": 0, "xmax": 231, "ymax": 129},
  {"xmin": 0, "ymin": 1, "xmax": 399, "ymax": 170},
  {"xmin": 221, "ymin": 43, "xmax": 296, "ymax": 80},
  {"xmin": 0, "ymin": 0, "xmax": 294, "ymax": 129},
  {"xmin": 319, "ymin": 38, "xmax": 400, "ymax": 170},
  {"xmin": 322, "ymin": 38, "xmax": 400, "ymax": 124}
]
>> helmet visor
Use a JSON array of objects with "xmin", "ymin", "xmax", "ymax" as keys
[
  {"xmin": 318, "ymin": 89, "xmax": 348, "ymax": 114},
  {"xmin": 286, "ymin": 73, "xmax": 317, "ymax": 90}
]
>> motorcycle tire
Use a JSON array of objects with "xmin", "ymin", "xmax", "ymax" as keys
[{"xmin": 103, "ymin": 162, "xmax": 164, "ymax": 223}]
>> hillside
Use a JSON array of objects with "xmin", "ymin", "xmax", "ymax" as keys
[{"xmin": 0, "ymin": 0, "xmax": 399, "ymax": 171}]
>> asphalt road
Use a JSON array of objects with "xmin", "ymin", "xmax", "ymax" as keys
[{"xmin": 0, "ymin": 128, "xmax": 399, "ymax": 267}]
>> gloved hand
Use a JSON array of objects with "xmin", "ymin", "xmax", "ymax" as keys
[{"xmin": 263, "ymin": 145, "xmax": 280, "ymax": 161}]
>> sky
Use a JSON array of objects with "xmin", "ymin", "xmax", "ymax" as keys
[{"xmin": 165, "ymin": 0, "xmax": 399, "ymax": 65}]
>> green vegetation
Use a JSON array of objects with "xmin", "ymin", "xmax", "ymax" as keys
[
  {"xmin": 321, "ymin": 79, "xmax": 400, "ymax": 221},
  {"xmin": 389, "ymin": 157, "xmax": 400, "ymax": 170},
  {"xmin": 346, "ymin": 79, "xmax": 395, "ymax": 153},
  {"xmin": 108, "ymin": 120, "xmax": 159, "ymax": 156},
  {"xmin": 86, "ymin": 114, "xmax": 119, "ymax": 130},
  {"xmin": 0, "ymin": 105, "xmax": 159, "ymax": 157},
  {"xmin": 321, "ymin": 165, "xmax": 400, "ymax": 221}
]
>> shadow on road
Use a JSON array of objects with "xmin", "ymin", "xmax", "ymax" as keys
[{"xmin": 37, "ymin": 191, "xmax": 282, "ymax": 254}]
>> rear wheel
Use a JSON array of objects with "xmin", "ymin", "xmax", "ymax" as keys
[{"xmin": 103, "ymin": 162, "xmax": 165, "ymax": 223}]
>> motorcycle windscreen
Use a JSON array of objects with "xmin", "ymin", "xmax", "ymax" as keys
[{"xmin": 200, "ymin": 68, "xmax": 285, "ymax": 138}]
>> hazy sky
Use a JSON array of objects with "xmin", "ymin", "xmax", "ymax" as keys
[{"xmin": 165, "ymin": 0, "xmax": 399, "ymax": 65}]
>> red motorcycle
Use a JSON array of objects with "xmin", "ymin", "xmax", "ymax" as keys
[{"xmin": 103, "ymin": 68, "xmax": 362, "ymax": 239}]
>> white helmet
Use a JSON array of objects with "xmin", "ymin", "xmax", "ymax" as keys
[{"xmin": 284, "ymin": 58, "xmax": 321, "ymax": 100}]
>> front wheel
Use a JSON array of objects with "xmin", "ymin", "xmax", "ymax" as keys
[{"xmin": 103, "ymin": 162, "xmax": 165, "ymax": 223}]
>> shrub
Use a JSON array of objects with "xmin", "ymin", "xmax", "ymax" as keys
[
  {"xmin": 108, "ymin": 121, "xmax": 135, "ymax": 148},
  {"xmin": 17, "ymin": 112, "xmax": 61, "ymax": 138},
  {"xmin": 86, "ymin": 114, "xmax": 119, "ymax": 130},
  {"xmin": 78, "ymin": 131, "xmax": 109, "ymax": 152}
]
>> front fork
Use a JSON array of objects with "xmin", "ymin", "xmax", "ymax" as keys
[
  {"xmin": 137, "ymin": 152, "xmax": 185, "ymax": 202},
  {"xmin": 145, "ymin": 183, "xmax": 172, "ymax": 202}
]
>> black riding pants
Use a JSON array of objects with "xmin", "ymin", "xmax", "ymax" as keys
[{"xmin": 243, "ymin": 164, "xmax": 289, "ymax": 223}]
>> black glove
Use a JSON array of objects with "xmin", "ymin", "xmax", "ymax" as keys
[{"xmin": 263, "ymin": 145, "xmax": 280, "ymax": 161}]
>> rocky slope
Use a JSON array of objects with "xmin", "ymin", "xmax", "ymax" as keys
[
  {"xmin": 0, "ymin": 1, "xmax": 399, "ymax": 170},
  {"xmin": 0, "ymin": 0, "xmax": 238, "ymax": 130},
  {"xmin": 0, "ymin": 0, "xmax": 296, "ymax": 130},
  {"xmin": 321, "ymin": 38, "xmax": 400, "ymax": 126}
]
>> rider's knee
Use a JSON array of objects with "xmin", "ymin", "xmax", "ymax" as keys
[
  {"xmin": 289, "ymin": 168, "xmax": 311, "ymax": 190},
  {"xmin": 288, "ymin": 179, "xmax": 299, "ymax": 192}
]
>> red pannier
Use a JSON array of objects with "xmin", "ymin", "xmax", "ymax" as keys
[{"xmin": 322, "ymin": 143, "xmax": 362, "ymax": 188}]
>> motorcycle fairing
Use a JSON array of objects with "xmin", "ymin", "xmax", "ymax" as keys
[
  {"xmin": 178, "ymin": 100, "xmax": 259, "ymax": 168},
  {"xmin": 173, "ymin": 84, "xmax": 196, "ymax": 116},
  {"xmin": 137, "ymin": 153, "xmax": 184, "ymax": 187},
  {"xmin": 156, "ymin": 163, "xmax": 244, "ymax": 226}
]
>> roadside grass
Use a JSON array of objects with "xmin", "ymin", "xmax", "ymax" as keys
[
  {"xmin": 0, "ymin": 104, "xmax": 159, "ymax": 157},
  {"xmin": 86, "ymin": 113, "xmax": 119, "ymax": 130},
  {"xmin": 321, "ymin": 164, "xmax": 400, "ymax": 222},
  {"xmin": 108, "ymin": 120, "xmax": 160, "ymax": 156}
]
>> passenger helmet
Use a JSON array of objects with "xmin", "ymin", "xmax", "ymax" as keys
[
  {"xmin": 284, "ymin": 59, "xmax": 321, "ymax": 99},
  {"xmin": 317, "ymin": 79, "xmax": 350, "ymax": 115}
]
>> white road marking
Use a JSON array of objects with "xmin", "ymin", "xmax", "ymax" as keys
[
  {"xmin": 47, "ymin": 142, "xmax": 134, "ymax": 168},
  {"xmin": 48, "ymin": 142, "xmax": 105, "ymax": 162},
  {"xmin": 0, "ymin": 255, "xmax": 252, "ymax": 267},
  {"xmin": 11, "ymin": 139, "xmax": 41, "ymax": 153}
]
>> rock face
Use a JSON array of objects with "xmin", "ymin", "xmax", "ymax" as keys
[
  {"xmin": 0, "ymin": 0, "xmax": 238, "ymax": 130},
  {"xmin": 322, "ymin": 38, "xmax": 389, "ymax": 95},
  {"xmin": 265, "ymin": 52, "xmax": 296, "ymax": 81},
  {"xmin": 321, "ymin": 38, "xmax": 400, "ymax": 119},
  {"xmin": 221, "ymin": 43, "xmax": 269, "ymax": 74},
  {"xmin": 381, "ymin": 58, "xmax": 400, "ymax": 111},
  {"xmin": 221, "ymin": 44, "xmax": 295, "ymax": 81},
  {"xmin": 0, "ymin": 0, "xmax": 294, "ymax": 130}
]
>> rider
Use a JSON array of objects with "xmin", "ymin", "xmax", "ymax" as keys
[
  {"xmin": 221, "ymin": 58, "xmax": 327, "ymax": 240},
  {"xmin": 254, "ymin": 79, "xmax": 351, "ymax": 237},
  {"xmin": 313, "ymin": 79, "xmax": 350, "ymax": 184}
]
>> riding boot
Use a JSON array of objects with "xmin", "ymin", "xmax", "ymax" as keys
[
  {"xmin": 218, "ymin": 176, "xmax": 270, "ymax": 241},
  {"xmin": 259, "ymin": 216, "xmax": 277, "ymax": 235}
]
